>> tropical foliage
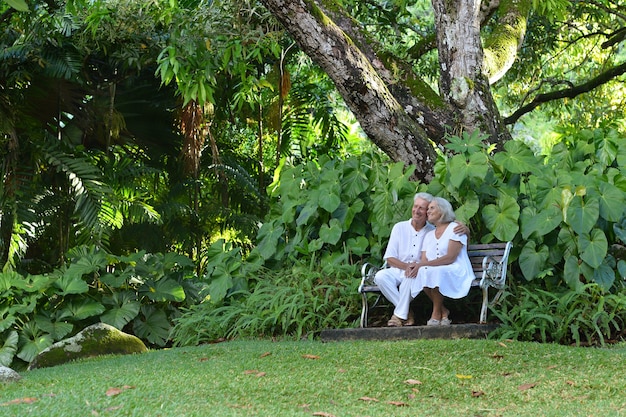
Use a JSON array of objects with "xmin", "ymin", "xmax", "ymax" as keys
[
  {"xmin": 1, "ymin": 0, "xmax": 626, "ymax": 361},
  {"xmin": 0, "ymin": 246, "xmax": 198, "ymax": 367},
  {"xmin": 173, "ymin": 125, "xmax": 626, "ymax": 345}
]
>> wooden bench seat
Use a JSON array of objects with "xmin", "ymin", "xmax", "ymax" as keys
[{"xmin": 358, "ymin": 241, "xmax": 513, "ymax": 327}]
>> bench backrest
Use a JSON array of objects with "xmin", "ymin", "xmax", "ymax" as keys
[{"xmin": 467, "ymin": 242, "xmax": 508, "ymax": 273}]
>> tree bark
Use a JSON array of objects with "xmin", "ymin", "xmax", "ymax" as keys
[{"xmin": 432, "ymin": 0, "xmax": 511, "ymax": 148}]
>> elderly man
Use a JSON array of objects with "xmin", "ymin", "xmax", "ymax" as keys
[{"xmin": 375, "ymin": 192, "xmax": 468, "ymax": 326}]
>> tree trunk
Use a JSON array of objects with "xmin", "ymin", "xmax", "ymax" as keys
[
  {"xmin": 260, "ymin": 0, "xmax": 516, "ymax": 181},
  {"xmin": 432, "ymin": 0, "xmax": 511, "ymax": 147}
]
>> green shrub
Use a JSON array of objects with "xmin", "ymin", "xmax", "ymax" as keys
[
  {"xmin": 490, "ymin": 282, "xmax": 626, "ymax": 346},
  {"xmin": 0, "ymin": 246, "xmax": 199, "ymax": 368},
  {"xmin": 171, "ymin": 257, "xmax": 359, "ymax": 345}
]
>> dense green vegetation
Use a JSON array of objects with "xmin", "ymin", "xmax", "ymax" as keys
[{"xmin": 1, "ymin": 0, "xmax": 625, "ymax": 369}]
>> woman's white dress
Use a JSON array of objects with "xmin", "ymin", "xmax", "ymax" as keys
[{"xmin": 409, "ymin": 222, "xmax": 475, "ymax": 299}]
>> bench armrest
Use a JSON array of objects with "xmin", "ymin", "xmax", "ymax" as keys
[
  {"xmin": 479, "ymin": 241, "xmax": 512, "ymax": 290},
  {"xmin": 359, "ymin": 261, "xmax": 386, "ymax": 292}
]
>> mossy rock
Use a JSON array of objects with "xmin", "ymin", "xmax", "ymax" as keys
[
  {"xmin": 28, "ymin": 323, "xmax": 148, "ymax": 370},
  {"xmin": 0, "ymin": 366, "xmax": 21, "ymax": 383}
]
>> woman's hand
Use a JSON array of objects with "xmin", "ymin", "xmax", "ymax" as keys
[{"xmin": 405, "ymin": 263, "xmax": 420, "ymax": 278}]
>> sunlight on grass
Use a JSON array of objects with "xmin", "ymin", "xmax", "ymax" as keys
[{"xmin": 2, "ymin": 339, "xmax": 626, "ymax": 416}]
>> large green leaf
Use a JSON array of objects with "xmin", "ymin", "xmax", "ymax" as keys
[
  {"xmin": 493, "ymin": 140, "xmax": 538, "ymax": 173},
  {"xmin": 521, "ymin": 204, "xmax": 562, "ymax": 239},
  {"xmin": 346, "ymin": 236, "xmax": 369, "ymax": 256},
  {"xmin": 318, "ymin": 192, "xmax": 341, "ymax": 214},
  {"xmin": 448, "ymin": 152, "xmax": 489, "ymax": 188},
  {"xmin": 597, "ymin": 182, "xmax": 626, "ymax": 222},
  {"xmin": 566, "ymin": 196, "xmax": 599, "ymax": 235},
  {"xmin": 578, "ymin": 229, "xmax": 608, "ymax": 269},
  {"xmin": 100, "ymin": 270, "xmax": 132, "ymax": 288},
  {"xmin": 65, "ymin": 252, "xmax": 108, "ymax": 279},
  {"xmin": 0, "ymin": 331, "xmax": 18, "ymax": 367},
  {"xmin": 256, "ymin": 221, "xmax": 285, "ymax": 259},
  {"xmin": 341, "ymin": 163, "xmax": 369, "ymax": 200},
  {"xmin": 140, "ymin": 278, "xmax": 185, "ymax": 302},
  {"xmin": 6, "ymin": 0, "xmax": 28, "ymax": 12},
  {"xmin": 481, "ymin": 193, "xmax": 520, "ymax": 242},
  {"xmin": 614, "ymin": 217, "xmax": 626, "ymax": 245},
  {"xmin": 618, "ymin": 260, "xmax": 626, "ymax": 280},
  {"xmin": 101, "ymin": 291, "xmax": 141, "ymax": 329},
  {"xmin": 295, "ymin": 199, "xmax": 319, "ymax": 226},
  {"xmin": 53, "ymin": 274, "xmax": 89, "ymax": 295},
  {"xmin": 17, "ymin": 334, "xmax": 54, "ymax": 363},
  {"xmin": 207, "ymin": 272, "xmax": 233, "ymax": 303},
  {"xmin": 592, "ymin": 263, "xmax": 615, "ymax": 291},
  {"xmin": 370, "ymin": 191, "xmax": 403, "ymax": 237},
  {"xmin": 519, "ymin": 241, "xmax": 549, "ymax": 281},
  {"xmin": 59, "ymin": 299, "xmax": 106, "ymax": 320},
  {"xmin": 35, "ymin": 317, "xmax": 73, "ymax": 340},
  {"xmin": 344, "ymin": 198, "xmax": 365, "ymax": 229},
  {"xmin": 563, "ymin": 256, "xmax": 584, "ymax": 291},
  {"xmin": 454, "ymin": 191, "xmax": 479, "ymax": 224},
  {"xmin": 595, "ymin": 128, "xmax": 619, "ymax": 167},
  {"xmin": 133, "ymin": 306, "xmax": 170, "ymax": 346},
  {"xmin": 101, "ymin": 302, "xmax": 141, "ymax": 330},
  {"xmin": 319, "ymin": 218, "xmax": 342, "ymax": 245}
]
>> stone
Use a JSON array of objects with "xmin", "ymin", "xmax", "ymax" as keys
[
  {"xmin": 28, "ymin": 323, "xmax": 148, "ymax": 370},
  {"xmin": 0, "ymin": 366, "xmax": 21, "ymax": 383}
]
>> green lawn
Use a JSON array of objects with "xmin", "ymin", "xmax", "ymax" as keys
[{"xmin": 2, "ymin": 338, "xmax": 626, "ymax": 416}]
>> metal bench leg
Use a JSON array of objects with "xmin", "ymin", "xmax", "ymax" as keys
[
  {"xmin": 480, "ymin": 286, "xmax": 488, "ymax": 324},
  {"xmin": 360, "ymin": 293, "xmax": 369, "ymax": 328}
]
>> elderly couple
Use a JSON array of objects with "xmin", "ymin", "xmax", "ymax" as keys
[{"xmin": 375, "ymin": 192, "xmax": 474, "ymax": 327}]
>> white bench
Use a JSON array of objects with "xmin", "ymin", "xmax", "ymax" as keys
[{"xmin": 358, "ymin": 241, "xmax": 513, "ymax": 327}]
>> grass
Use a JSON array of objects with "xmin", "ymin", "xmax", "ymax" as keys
[{"xmin": 2, "ymin": 338, "xmax": 626, "ymax": 416}]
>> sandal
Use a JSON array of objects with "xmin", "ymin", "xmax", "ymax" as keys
[
  {"xmin": 387, "ymin": 315, "xmax": 403, "ymax": 327},
  {"xmin": 426, "ymin": 318, "xmax": 440, "ymax": 326},
  {"xmin": 404, "ymin": 310, "xmax": 415, "ymax": 326}
]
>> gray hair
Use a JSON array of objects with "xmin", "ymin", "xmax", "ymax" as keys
[
  {"xmin": 414, "ymin": 192, "xmax": 433, "ymax": 203},
  {"xmin": 431, "ymin": 197, "xmax": 456, "ymax": 223}
]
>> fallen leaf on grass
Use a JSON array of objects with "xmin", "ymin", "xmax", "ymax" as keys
[
  {"xmin": 456, "ymin": 374, "xmax": 473, "ymax": 379},
  {"xmin": 472, "ymin": 390, "xmax": 485, "ymax": 397},
  {"xmin": 243, "ymin": 370, "xmax": 266, "ymax": 377},
  {"xmin": 387, "ymin": 400, "xmax": 409, "ymax": 406},
  {"xmin": 103, "ymin": 405, "xmax": 123, "ymax": 412},
  {"xmin": 518, "ymin": 382, "xmax": 537, "ymax": 391},
  {"xmin": 260, "ymin": 352, "xmax": 272, "ymax": 358},
  {"xmin": 358, "ymin": 396, "xmax": 379, "ymax": 402},
  {"xmin": 404, "ymin": 379, "xmax": 422, "ymax": 385},
  {"xmin": 312, "ymin": 412, "xmax": 336, "ymax": 417},
  {"xmin": 302, "ymin": 354, "xmax": 320, "ymax": 360},
  {"xmin": 105, "ymin": 385, "xmax": 134, "ymax": 397},
  {"xmin": 1, "ymin": 397, "xmax": 37, "ymax": 406},
  {"xmin": 491, "ymin": 353, "xmax": 504, "ymax": 359},
  {"xmin": 198, "ymin": 357, "xmax": 209, "ymax": 362},
  {"xmin": 498, "ymin": 342, "xmax": 508, "ymax": 348}
]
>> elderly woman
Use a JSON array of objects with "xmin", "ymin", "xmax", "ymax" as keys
[{"xmin": 389, "ymin": 197, "xmax": 474, "ymax": 326}]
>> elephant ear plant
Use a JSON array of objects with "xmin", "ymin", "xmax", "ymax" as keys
[{"xmin": 0, "ymin": 245, "xmax": 199, "ymax": 368}]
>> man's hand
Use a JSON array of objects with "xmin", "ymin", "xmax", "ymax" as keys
[
  {"xmin": 405, "ymin": 263, "xmax": 419, "ymax": 278},
  {"xmin": 453, "ymin": 222, "xmax": 470, "ymax": 237}
]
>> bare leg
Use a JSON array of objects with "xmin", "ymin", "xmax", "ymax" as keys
[{"xmin": 428, "ymin": 287, "xmax": 448, "ymax": 321}]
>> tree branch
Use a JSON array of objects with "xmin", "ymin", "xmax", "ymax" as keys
[{"xmin": 504, "ymin": 61, "xmax": 626, "ymax": 124}]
